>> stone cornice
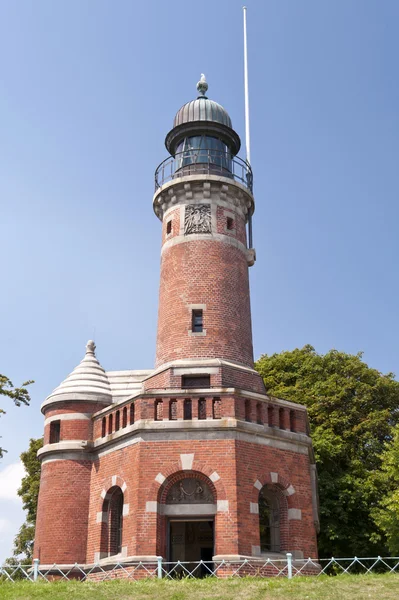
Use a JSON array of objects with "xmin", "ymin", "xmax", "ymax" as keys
[{"xmin": 153, "ymin": 175, "xmax": 254, "ymax": 222}]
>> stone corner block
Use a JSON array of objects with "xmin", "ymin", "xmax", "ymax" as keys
[
  {"xmin": 146, "ymin": 501, "xmax": 158, "ymax": 513},
  {"xmin": 252, "ymin": 545, "xmax": 261, "ymax": 557},
  {"xmin": 254, "ymin": 479, "xmax": 263, "ymax": 491},
  {"xmin": 155, "ymin": 473, "xmax": 166, "ymax": 485},
  {"xmin": 270, "ymin": 472, "xmax": 279, "ymax": 483},
  {"xmin": 283, "ymin": 485, "xmax": 295, "ymax": 496},
  {"xmin": 250, "ymin": 502, "xmax": 259, "ymax": 514},
  {"xmin": 122, "ymin": 503, "xmax": 130, "ymax": 516},
  {"xmin": 217, "ymin": 500, "xmax": 229, "ymax": 512},
  {"xmin": 210, "ymin": 471, "xmax": 220, "ymax": 483},
  {"xmin": 288, "ymin": 508, "xmax": 302, "ymax": 520}
]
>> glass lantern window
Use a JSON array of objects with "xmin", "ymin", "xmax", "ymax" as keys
[{"xmin": 175, "ymin": 136, "xmax": 232, "ymax": 172}]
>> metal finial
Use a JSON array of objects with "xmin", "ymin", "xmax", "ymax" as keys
[
  {"xmin": 86, "ymin": 340, "xmax": 96, "ymax": 355},
  {"xmin": 196, "ymin": 73, "xmax": 208, "ymax": 98}
]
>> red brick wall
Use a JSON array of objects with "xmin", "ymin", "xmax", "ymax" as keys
[
  {"xmin": 34, "ymin": 459, "xmax": 92, "ymax": 564},
  {"xmin": 84, "ymin": 436, "xmax": 317, "ymax": 562},
  {"xmin": 155, "ymin": 239, "xmax": 254, "ymax": 368},
  {"xmin": 235, "ymin": 441, "xmax": 318, "ymax": 558}
]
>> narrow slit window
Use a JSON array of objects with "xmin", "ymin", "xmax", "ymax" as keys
[
  {"xmin": 226, "ymin": 217, "xmax": 234, "ymax": 231},
  {"xmin": 115, "ymin": 411, "xmax": 120, "ymax": 431},
  {"xmin": 290, "ymin": 410, "xmax": 296, "ymax": 432},
  {"xmin": 256, "ymin": 403, "xmax": 262, "ymax": 425},
  {"xmin": 279, "ymin": 407, "xmax": 285, "ymax": 429},
  {"xmin": 122, "ymin": 406, "xmax": 127, "ymax": 428},
  {"xmin": 166, "ymin": 220, "xmax": 172, "ymax": 234},
  {"xmin": 245, "ymin": 399, "xmax": 251, "ymax": 422},
  {"xmin": 213, "ymin": 397, "xmax": 222, "ymax": 419},
  {"xmin": 108, "ymin": 413, "xmax": 113, "ymax": 435},
  {"xmin": 192, "ymin": 309, "xmax": 203, "ymax": 333},
  {"xmin": 267, "ymin": 405, "xmax": 274, "ymax": 427},
  {"xmin": 169, "ymin": 399, "xmax": 177, "ymax": 420},
  {"xmin": 130, "ymin": 404, "xmax": 135, "ymax": 425},
  {"xmin": 101, "ymin": 417, "xmax": 106, "ymax": 437},
  {"xmin": 198, "ymin": 398, "xmax": 207, "ymax": 420},
  {"xmin": 49, "ymin": 420, "xmax": 61, "ymax": 444},
  {"xmin": 155, "ymin": 399, "xmax": 163, "ymax": 421},
  {"xmin": 184, "ymin": 399, "xmax": 192, "ymax": 420}
]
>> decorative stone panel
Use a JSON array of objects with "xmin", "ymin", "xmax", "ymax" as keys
[{"xmin": 184, "ymin": 204, "xmax": 211, "ymax": 235}]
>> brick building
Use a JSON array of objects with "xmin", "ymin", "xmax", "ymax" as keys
[{"xmin": 34, "ymin": 76, "xmax": 319, "ymax": 573}]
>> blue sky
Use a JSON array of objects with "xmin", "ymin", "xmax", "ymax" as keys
[{"xmin": 0, "ymin": 0, "xmax": 398, "ymax": 561}]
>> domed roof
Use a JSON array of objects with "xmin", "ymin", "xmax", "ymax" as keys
[
  {"xmin": 173, "ymin": 74, "xmax": 232, "ymax": 129},
  {"xmin": 43, "ymin": 340, "xmax": 112, "ymax": 407}
]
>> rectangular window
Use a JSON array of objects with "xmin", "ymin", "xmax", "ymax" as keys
[
  {"xmin": 192, "ymin": 309, "xmax": 203, "ymax": 333},
  {"xmin": 182, "ymin": 375, "xmax": 210, "ymax": 388},
  {"xmin": 49, "ymin": 420, "xmax": 60, "ymax": 444},
  {"xmin": 226, "ymin": 217, "xmax": 234, "ymax": 230},
  {"xmin": 166, "ymin": 220, "xmax": 172, "ymax": 234}
]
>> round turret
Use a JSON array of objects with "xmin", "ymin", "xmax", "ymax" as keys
[{"xmin": 41, "ymin": 340, "xmax": 112, "ymax": 411}]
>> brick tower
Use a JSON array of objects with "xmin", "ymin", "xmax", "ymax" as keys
[{"xmin": 34, "ymin": 76, "xmax": 319, "ymax": 572}]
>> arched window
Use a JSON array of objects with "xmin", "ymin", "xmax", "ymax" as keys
[
  {"xmin": 259, "ymin": 487, "xmax": 280, "ymax": 553},
  {"xmin": 130, "ymin": 403, "xmax": 135, "ymax": 425},
  {"xmin": 108, "ymin": 413, "xmax": 113, "ymax": 435},
  {"xmin": 101, "ymin": 417, "xmax": 106, "ymax": 437},
  {"xmin": 100, "ymin": 486, "xmax": 124, "ymax": 557},
  {"xmin": 122, "ymin": 406, "xmax": 127, "ymax": 428}
]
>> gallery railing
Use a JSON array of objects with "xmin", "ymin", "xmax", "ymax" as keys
[
  {"xmin": 154, "ymin": 150, "xmax": 253, "ymax": 192},
  {"xmin": 2, "ymin": 555, "xmax": 399, "ymax": 582}
]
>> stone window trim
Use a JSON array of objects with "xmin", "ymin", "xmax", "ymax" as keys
[{"xmin": 188, "ymin": 303, "xmax": 207, "ymax": 337}]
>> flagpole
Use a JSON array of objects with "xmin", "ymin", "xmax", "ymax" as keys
[
  {"xmin": 243, "ymin": 6, "xmax": 253, "ymax": 249},
  {"xmin": 243, "ymin": 6, "xmax": 251, "ymax": 165}
]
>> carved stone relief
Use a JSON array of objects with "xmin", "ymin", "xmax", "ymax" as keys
[
  {"xmin": 166, "ymin": 478, "xmax": 214, "ymax": 504},
  {"xmin": 184, "ymin": 204, "xmax": 211, "ymax": 235}
]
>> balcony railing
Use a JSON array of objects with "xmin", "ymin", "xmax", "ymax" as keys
[{"xmin": 155, "ymin": 150, "xmax": 253, "ymax": 192}]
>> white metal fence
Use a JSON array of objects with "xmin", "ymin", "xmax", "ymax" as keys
[{"xmin": 1, "ymin": 555, "xmax": 399, "ymax": 582}]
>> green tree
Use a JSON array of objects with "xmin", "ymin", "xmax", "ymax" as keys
[
  {"xmin": 0, "ymin": 374, "xmax": 33, "ymax": 458},
  {"xmin": 255, "ymin": 345, "xmax": 399, "ymax": 557},
  {"xmin": 12, "ymin": 437, "xmax": 43, "ymax": 559},
  {"xmin": 372, "ymin": 424, "xmax": 399, "ymax": 554}
]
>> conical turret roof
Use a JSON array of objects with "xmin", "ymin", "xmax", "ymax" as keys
[{"xmin": 42, "ymin": 340, "xmax": 112, "ymax": 409}]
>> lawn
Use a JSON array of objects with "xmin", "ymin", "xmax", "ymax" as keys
[{"xmin": 0, "ymin": 575, "xmax": 399, "ymax": 600}]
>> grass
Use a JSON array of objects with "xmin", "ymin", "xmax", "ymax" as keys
[{"xmin": 0, "ymin": 575, "xmax": 399, "ymax": 600}]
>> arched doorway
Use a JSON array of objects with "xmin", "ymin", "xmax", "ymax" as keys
[{"xmin": 161, "ymin": 475, "xmax": 216, "ymax": 571}]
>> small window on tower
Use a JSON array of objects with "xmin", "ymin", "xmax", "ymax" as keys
[
  {"xmin": 49, "ymin": 420, "xmax": 61, "ymax": 444},
  {"xmin": 192, "ymin": 309, "xmax": 203, "ymax": 333},
  {"xmin": 226, "ymin": 217, "xmax": 234, "ymax": 231},
  {"xmin": 166, "ymin": 220, "xmax": 172, "ymax": 235}
]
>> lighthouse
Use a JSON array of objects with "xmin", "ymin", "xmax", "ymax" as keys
[{"xmin": 34, "ymin": 77, "xmax": 319, "ymax": 573}]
